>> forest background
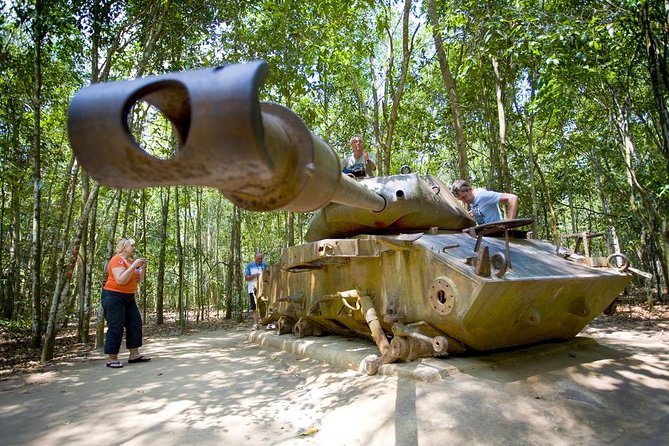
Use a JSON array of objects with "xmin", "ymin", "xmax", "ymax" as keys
[{"xmin": 1, "ymin": 0, "xmax": 668, "ymax": 362}]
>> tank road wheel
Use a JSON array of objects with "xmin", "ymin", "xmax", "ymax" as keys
[
  {"xmin": 293, "ymin": 318, "xmax": 318, "ymax": 339},
  {"xmin": 293, "ymin": 319, "xmax": 307, "ymax": 339},
  {"xmin": 276, "ymin": 317, "xmax": 294, "ymax": 335}
]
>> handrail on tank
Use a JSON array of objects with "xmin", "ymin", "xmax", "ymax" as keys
[{"xmin": 67, "ymin": 60, "xmax": 385, "ymax": 213}]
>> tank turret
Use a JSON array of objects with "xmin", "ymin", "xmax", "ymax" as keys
[{"xmin": 68, "ymin": 61, "xmax": 633, "ymax": 374}]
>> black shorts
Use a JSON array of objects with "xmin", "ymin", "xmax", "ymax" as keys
[{"xmin": 249, "ymin": 292, "xmax": 257, "ymax": 311}]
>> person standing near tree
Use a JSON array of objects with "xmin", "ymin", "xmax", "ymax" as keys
[
  {"xmin": 244, "ymin": 252, "xmax": 267, "ymax": 331},
  {"xmin": 102, "ymin": 237, "xmax": 150, "ymax": 369}
]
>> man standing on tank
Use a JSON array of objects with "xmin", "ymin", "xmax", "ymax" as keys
[
  {"xmin": 342, "ymin": 135, "xmax": 377, "ymax": 178},
  {"xmin": 450, "ymin": 179, "xmax": 518, "ymax": 225},
  {"xmin": 244, "ymin": 252, "xmax": 267, "ymax": 331}
]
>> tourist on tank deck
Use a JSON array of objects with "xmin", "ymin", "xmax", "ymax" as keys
[
  {"xmin": 450, "ymin": 179, "xmax": 518, "ymax": 225},
  {"xmin": 342, "ymin": 135, "xmax": 377, "ymax": 178},
  {"xmin": 102, "ymin": 237, "xmax": 150, "ymax": 369}
]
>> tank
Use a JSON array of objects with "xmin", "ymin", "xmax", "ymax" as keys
[{"xmin": 68, "ymin": 61, "xmax": 633, "ymax": 373}]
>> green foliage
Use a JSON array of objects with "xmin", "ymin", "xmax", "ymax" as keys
[{"xmin": 0, "ymin": 318, "xmax": 33, "ymax": 341}]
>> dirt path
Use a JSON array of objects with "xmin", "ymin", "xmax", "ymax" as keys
[{"xmin": 0, "ymin": 318, "xmax": 667, "ymax": 446}]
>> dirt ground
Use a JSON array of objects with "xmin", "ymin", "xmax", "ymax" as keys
[
  {"xmin": 0, "ymin": 300, "xmax": 667, "ymax": 445},
  {"xmin": 1, "ymin": 298, "xmax": 666, "ymax": 379}
]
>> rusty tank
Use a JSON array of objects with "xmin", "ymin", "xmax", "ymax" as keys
[{"xmin": 67, "ymin": 61, "xmax": 633, "ymax": 373}]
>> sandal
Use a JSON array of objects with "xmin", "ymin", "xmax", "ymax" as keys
[
  {"xmin": 106, "ymin": 361, "xmax": 123, "ymax": 369},
  {"xmin": 128, "ymin": 355, "xmax": 151, "ymax": 364}
]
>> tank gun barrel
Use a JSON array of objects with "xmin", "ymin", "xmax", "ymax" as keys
[{"xmin": 67, "ymin": 61, "xmax": 385, "ymax": 213}]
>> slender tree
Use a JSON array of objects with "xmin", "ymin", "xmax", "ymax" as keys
[
  {"xmin": 155, "ymin": 187, "xmax": 169, "ymax": 325},
  {"xmin": 427, "ymin": 0, "xmax": 468, "ymax": 180},
  {"xmin": 29, "ymin": 0, "xmax": 46, "ymax": 349},
  {"xmin": 42, "ymin": 185, "xmax": 99, "ymax": 361}
]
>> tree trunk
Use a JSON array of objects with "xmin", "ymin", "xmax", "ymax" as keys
[
  {"xmin": 155, "ymin": 187, "xmax": 169, "ymax": 325},
  {"xmin": 175, "ymin": 188, "xmax": 185, "ymax": 331},
  {"xmin": 611, "ymin": 92, "xmax": 669, "ymax": 293},
  {"xmin": 0, "ymin": 183, "xmax": 7, "ymax": 319},
  {"xmin": 214, "ymin": 198, "xmax": 222, "ymax": 317},
  {"xmin": 382, "ymin": 0, "xmax": 416, "ymax": 175},
  {"xmin": 287, "ymin": 212, "xmax": 295, "ymax": 247},
  {"xmin": 532, "ymin": 157, "xmax": 559, "ymax": 244},
  {"xmin": 3, "ymin": 153, "xmax": 23, "ymax": 320},
  {"xmin": 76, "ymin": 175, "xmax": 90, "ymax": 340},
  {"xmin": 46, "ymin": 158, "xmax": 77, "ymax": 312},
  {"xmin": 225, "ymin": 205, "xmax": 241, "ymax": 320},
  {"xmin": 491, "ymin": 55, "xmax": 511, "ymax": 192},
  {"xmin": 232, "ymin": 207, "xmax": 242, "ymax": 323},
  {"xmin": 78, "ymin": 190, "xmax": 98, "ymax": 343},
  {"xmin": 139, "ymin": 189, "xmax": 148, "ymax": 322},
  {"xmin": 369, "ymin": 54, "xmax": 383, "ymax": 174},
  {"xmin": 660, "ymin": 217, "xmax": 669, "ymax": 294},
  {"xmin": 427, "ymin": 0, "xmax": 468, "ymax": 180},
  {"xmin": 195, "ymin": 189, "xmax": 203, "ymax": 321},
  {"xmin": 42, "ymin": 184, "xmax": 99, "ymax": 362},
  {"xmin": 591, "ymin": 149, "xmax": 622, "ymax": 254},
  {"xmin": 30, "ymin": 0, "xmax": 45, "ymax": 349},
  {"xmin": 41, "ymin": 162, "xmax": 78, "ymax": 335},
  {"xmin": 641, "ymin": 1, "xmax": 669, "ymax": 176},
  {"xmin": 120, "ymin": 190, "xmax": 134, "ymax": 238},
  {"xmin": 224, "ymin": 208, "xmax": 235, "ymax": 320},
  {"xmin": 513, "ymin": 72, "xmax": 539, "ymax": 236}
]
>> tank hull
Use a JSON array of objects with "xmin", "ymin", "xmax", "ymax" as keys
[{"xmin": 258, "ymin": 231, "xmax": 632, "ymax": 359}]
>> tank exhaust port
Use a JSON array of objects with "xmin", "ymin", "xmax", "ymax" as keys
[{"xmin": 429, "ymin": 277, "xmax": 456, "ymax": 316}]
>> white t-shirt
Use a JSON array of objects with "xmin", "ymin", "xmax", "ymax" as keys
[
  {"xmin": 244, "ymin": 262, "xmax": 266, "ymax": 293},
  {"xmin": 471, "ymin": 189, "xmax": 503, "ymax": 224},
  {"xmin": 342, "ymin": 152, "xmax": 377, "ymax": 176}
]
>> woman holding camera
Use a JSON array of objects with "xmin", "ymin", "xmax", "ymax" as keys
[{"xmin": 102, "ymin": 237, "xmax": 150, "ymax": 369}]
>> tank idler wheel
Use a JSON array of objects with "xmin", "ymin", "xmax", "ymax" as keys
[
  {"xmin": 491, "ymin": 252, "xmax": 507, "ymax": 278},
  {"xmin": 607, "ymin": 253, "xmax": 630, "ymax": 272}
]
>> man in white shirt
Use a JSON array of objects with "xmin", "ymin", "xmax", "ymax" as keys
[
  {"xmin": 342, "ymin": 135, "xmax": 377, "ymax": 178},
  {"xmin": 244, "ymin": 252, "xmax": 267, "ymax": 331},
  {"xmin": 450, "ymin": 179, "xmax": 518, "ymax": 225}
]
